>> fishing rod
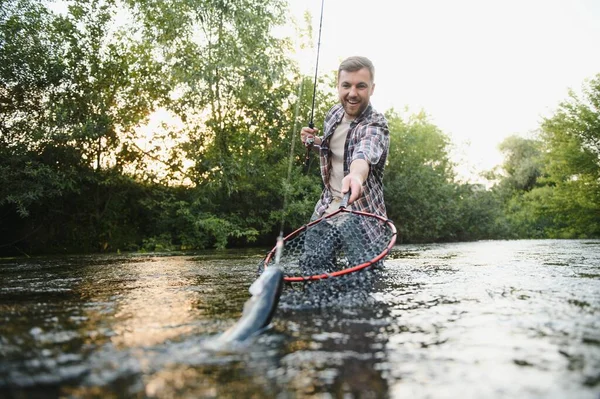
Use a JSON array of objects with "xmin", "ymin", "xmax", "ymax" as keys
[{"xmin": 304, "ymin": 0, "xmax": 325, "ymax": 172}]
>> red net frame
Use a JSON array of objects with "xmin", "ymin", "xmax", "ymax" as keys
[{"xmin": 263, "ymin": 206, "xmax": 397, "ymax": 282}]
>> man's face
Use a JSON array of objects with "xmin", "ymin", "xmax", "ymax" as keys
[{"xmin": 337, "ymin": 67, "xmax": 375, "ymax": 118}]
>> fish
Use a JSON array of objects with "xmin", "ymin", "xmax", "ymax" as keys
[{"xmin": 214, "ymin": 266, "xmax": 284, "ymax": 344}]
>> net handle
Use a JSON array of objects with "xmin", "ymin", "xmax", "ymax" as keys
[{"xmin": 339, "ymin": 190, "xmax": 350, "ymax": 209}]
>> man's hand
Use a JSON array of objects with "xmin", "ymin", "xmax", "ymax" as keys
[
  {"xmin": 342, "ymin": 159, "xmax": 369, "ymax": 205},
  {"xmin": 300, "ymin": 126, "xmax": 321, "ymax": 147}
]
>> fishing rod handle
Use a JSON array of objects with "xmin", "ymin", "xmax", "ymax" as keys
[
  {"xmin": 304, "ymin": 123, "xmax": 316, "ymax": 171},
  {"xmin": 305, "ymin": 122, "xmax": 316, "ymax": 147},
  {"xmin": 304, "ymin": 147, "xmax": 312, "ymax": 169},
  {"xmin": 340, "ymin": 190, "xmax": 351, "ymax": 209}
]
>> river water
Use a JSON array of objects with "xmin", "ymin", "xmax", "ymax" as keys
[{"xmin": 0, "ymin": 240, "xmax": 598, "ymax": 398}]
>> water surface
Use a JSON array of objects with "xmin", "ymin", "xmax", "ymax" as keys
[{"xmin": 0, "ymin": 240, "xmax": 598, "ymax": 398}]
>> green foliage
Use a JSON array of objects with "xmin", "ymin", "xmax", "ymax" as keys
[
  {"xmin": 2, "ymin": 0, "xmax": 597, "ymax": 255},
  {"xmin": 496, "ymin": 135, "xmax": 544, "ymax": 192},
  {"xmin": 126, "ymin": 0, "xmax": 326, "ymax": 244},
  {"xmin": 171, "ymin": 200, "xmax": 259, "ymax": 250},
  {"xmin": 384, "ymin": 109, "xmax": 502, "ymax": 242},
  {"xmin": 1, "ymin": 0, "xmax": 78, "ymax": 217},
  {"xmin": 454, "ymin": 184, "xmax": 509, "ymax": 240},
  {"xmin": 542, "ymin": 76, "xmax": 600, "ymax": 178},
  {"xmin": 504, "ymin": 188, "xmax": 554, "ymax": 238},
  {"xmin": 141, "ymin": 234, "xmax": 176, "ymax": 252},
  {"xmin": 494, "ymin": 74, "xmax": 600, "ymax": 238},
  {"xmin": 1, "ymin": 0, "xmax": 167, "ymax": 222},
  {"xmin": 384, "ymin": 109, "xmax": 454, "ymax": 242}
]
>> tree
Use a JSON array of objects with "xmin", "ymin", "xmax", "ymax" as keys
[
  {"xmin": 492, "ymin": 74, "xmax": 600, "ymax": 239},
  {"xmin": 126, "ymin": 0, "xmax": 329, "ymax": 248},
  {"xmin": 537, "ymin": 74, "xmax": 600, "ymax": 237},
  {"xmin": 0, "ymin": 0, "xmax": 78, "ymax": 217},
  {"xmin": 496, "ymin": 135, "xmax": 544, "ymax": 192},
  {"xmin": 0, "ymin": 0, "xmax": 170, "ymax": 253},
  {"xmin": 384, "ymin": 109, "xmax": 459, "ymax": 242}
]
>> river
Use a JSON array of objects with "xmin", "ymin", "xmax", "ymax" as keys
[{"xmin": 0, "ymin": 239, "xmax": 598, "ymax": 398}]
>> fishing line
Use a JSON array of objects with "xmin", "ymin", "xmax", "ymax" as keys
[
  {"xmin": 304, "ymin": 0, "xmax": 325, "ymax": 171},
  {"xmin": 276, "ymin": 0, "xmax": 326, "ymax": 263},
  {"xmin": 275, "ymin": 80, "xmax": 304, "ymax": 264}
]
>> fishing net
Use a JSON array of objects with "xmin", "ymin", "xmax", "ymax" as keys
[{"xmin": 261, "ymin": 199, "xmax": 397, "ymax": 282}]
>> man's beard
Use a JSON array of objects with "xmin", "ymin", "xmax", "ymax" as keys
[{"xmin": 343, "ymin": 99, "xmax": 367, "ymax": 117}]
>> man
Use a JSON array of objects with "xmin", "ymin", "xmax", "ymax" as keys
[
  {"xmin": 298, "ymin": 56, "xmax": 390, "ymax": 274},
  {"xmin": 301, "ymin": 56, "xmax": 390, "ymax": 219}
]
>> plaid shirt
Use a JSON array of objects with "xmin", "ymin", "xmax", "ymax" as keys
[{"xmin": 312, "ymin": 103, "xmax": 390, "ymax": 218}]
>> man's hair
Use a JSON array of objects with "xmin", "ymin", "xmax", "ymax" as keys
[{"xmin": 338, "ymin": 56, "xmax": 375, "ymax": 82}]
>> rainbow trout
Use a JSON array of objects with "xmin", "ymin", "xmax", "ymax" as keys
[{"xmin": 215, "ymin": 266, "xmax": 284, "ymax": 344}]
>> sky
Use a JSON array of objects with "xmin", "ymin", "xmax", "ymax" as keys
[{"xmin": 285, "ymin": 0, "xmax": 600, "ymax": 181}]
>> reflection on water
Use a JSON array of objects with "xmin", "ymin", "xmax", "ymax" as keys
[
  {"xmin": 0, "ymin": 240, "xmax": 599, "ymax": 398},
  {"xmin": 93, "ymin": 258, "xmax": 198, "ymax": 348}
]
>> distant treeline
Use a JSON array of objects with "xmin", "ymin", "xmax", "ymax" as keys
[{"xmin": 1, "ymin": 0, "xmax": 598, "ymax": 256}]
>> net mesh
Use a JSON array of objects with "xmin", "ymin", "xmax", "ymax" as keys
[{"xmin": 262, "ymin": 209, "xmax": 397, "ymax": 282}]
